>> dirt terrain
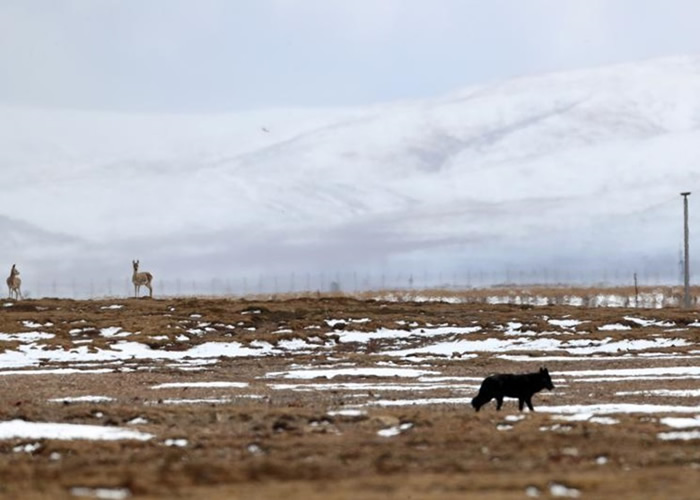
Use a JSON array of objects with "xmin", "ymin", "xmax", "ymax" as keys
[{"xmin": 0, "ymin": 296, "xmax": 698, "ymax": 499}]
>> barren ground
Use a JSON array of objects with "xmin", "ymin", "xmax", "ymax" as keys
[{"xmin": 0, "ymin": 296, "xmax": 698, "ymax": 499}]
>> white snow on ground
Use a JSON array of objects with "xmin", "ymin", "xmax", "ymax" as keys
[
  {"xmin": 576, "ymin": 375, "xmax": 700, "ymax": 382},
  {"xmin": 268, "ymin": 382, "xmax": 478, "ymax": 392},
  {"xmin": 0, "ymin": 340, "xmax": 280, "ymax": 369},
  {"xmin": 598, "ymin": 323, "xmax": 632, "ymax": 331},
  {"xmin": 49, "ymin": 396, "xmax": 115, "ymax": 403},
  {"xmin": 325, "ymin": 318, "xmax": 371, "ymax": 327},
  {"xmin": 100, "ymin": 327, "xmax": 131, "ymax": 338},
  {"xmin": 332, "ymin": 325, "xmax": 481, "ymax": 343},
  {"xmin": 547, "ymin": 319, "xmax": 585, "ymax": 329},
  {"xmin": 616, "ymin": 389, "xmax": 700, "ymax": 397},
  {"xmin": 418, "ymin": 376, "xmax": 484, "ymax": 382},
  {"xmin": 486, "ymin": 296, "xmax": 549, "ymax": 306},
  {"xmin": 327, "ymin": 409, "xmax": 366, "ymax": 417},
  {"xmin": 660, "ymin": 416, "xmax": 700, "ymax": 429},
  {"xmin": 552, "ymin": 414, "xmax": 619, "ymax": 425},
  {"xmin": 378, "ymin": 422, "xmax": 413, "ymax": 437},
  {"xmin": 657, "ymin": 430, "xmax": 700, "ymax": 440},
  {"xmin": 158, "ymin": 398, "xmax": 233, "ymax": 405},
  {"xmin": 359, "ymin": 400, "xmax": 700, "ymax": 415},
  {"xmin": 395, "ymin": 294, "xmax": 680, "ymax": 309},
  {"xmin": 498, "ymin": 354, "xmax": 697, "ymax": 362},
  {"xmin": 151, "ymin": 382, "xmax": 249, "ymax": 389},
  {"xmin": 0, "ymin": 332, "xmax": 54, "ymax": 342},
  {"xmin": 13, "ymin": 442, "xmax": 41, "ymax": 453},
  {"xmin": 165, "ymin": 438, "xmax": 188, "ymax": 447},
  {"xmin": 0, "ymin": 368, "xmax": 114, "ymax": 376},
  {"xmin": 558, "ymin": 367, "xmax": 700, "ymax": 378},
  {"xmin": 127, "ymin": 417, "xmax": 148, "ymax": 425},
  {"xmin": 0, "ymin": 420, "xmax": 152, "ymax": 441},
  {"xmin": 538, "ymin": 404, "xmax": 700, "ymax": 415},
  {"xmin": 623, "ymin": 317, "xmax": 675, "ymax": 327},
  {"xmin": 22, "ymin": 321, "xmax": 45, "ymax": 329},
  {"xmin": 277, "ymin": 338, "xmax": 318, "ymax": 351},
  {"xmin": 0, "ymin": 309, "xmax": 693, "ymax": 373},
  {"xmin": 363, "ymin": 397, "xmax": 474, "ymax": 407},
  {"xmin": 383, "ymin": 337, "xmax": 687, "ymax": 358},
  {"xmin": 384, "ymin": 295, "xmax": 462, "ymax": 304},
  {"xmin": 71, "ymin": 487, "xmax": 131, "ymax": 500},
  {"xmin": 265, "ymin": 367, "xmax": 439, "ymax": 379},
  {"xmin": 589, "ymin": 417, "xmax": 619, "ymax": 425},
  {"xmin": 549, "ymin": 483, "xmax": 581, "ymax": 498}
]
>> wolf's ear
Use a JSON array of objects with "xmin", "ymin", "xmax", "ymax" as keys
[{"xmin": 540, "ymin": 367, "xmax": 548, "ymax": 373}]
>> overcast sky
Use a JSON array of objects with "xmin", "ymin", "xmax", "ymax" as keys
[{"xmin": 2, "ymin": 0, "xmax": 700, "ymax": 112}]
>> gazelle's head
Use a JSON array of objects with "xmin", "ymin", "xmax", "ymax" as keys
[
  {"xmin": 132, "ymin": 260, "xmax": 139, "ymax": 272},
  {"xmin": 10, "ymin": 264, "xmax": 19, "ymax": 276}
]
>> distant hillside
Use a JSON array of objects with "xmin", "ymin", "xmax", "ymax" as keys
[
  {"xmin": 1, "ymin": 55, "xmax": 699, "ymax": 284},
  {"xmin": 0, "ymin": 215, "xmax": 80, "ymax": 254}
]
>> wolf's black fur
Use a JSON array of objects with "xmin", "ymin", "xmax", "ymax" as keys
[{"xmin": 471, "ymin": 367, "xmax": 554, "ymax": 412}]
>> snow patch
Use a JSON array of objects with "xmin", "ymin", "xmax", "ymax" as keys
[
  {"xmin": 70, "ymin": 487, "xmax": 131, "ymax": 500},
  {"xmin": 265, "ymin": 367, "xmax": 438, "ymax": 379},
  {"xmin": 49, "ymin": 396, "xmax": 115, "ymax": 403},
  {"xmin": 657, "ymin": 430, "xmax": 700, "ymax": 441},
  {"xmin": 660, "ymin": 416, "xmax": 700, "ymax": 429},
  {"xmin": 151, "ymin": 381, "xmax": 249, "ymax": 389},
  {"xmin": 0, "ymin": 420, "xmax": 152, "ymax": 441},
  {"xmin": 378, "ymin": 422, "xmax": 413, "ymax": 437}
]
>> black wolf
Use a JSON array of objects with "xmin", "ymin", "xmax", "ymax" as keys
[{"xmin": 471, "ymin": 367, "xmax": 554, "ymax": 412}]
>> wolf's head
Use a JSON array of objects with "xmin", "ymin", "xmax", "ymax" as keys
[{"xmin": 539, "ymin": 367, "xmax": 554, "ymax": 390}]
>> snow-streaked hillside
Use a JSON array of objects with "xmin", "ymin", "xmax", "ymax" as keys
[{"xmin": 1, "ymin": 55, "xmax": 699, "ymax": 288}]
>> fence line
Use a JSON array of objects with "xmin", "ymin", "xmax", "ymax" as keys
[{"xmin": 14, "ymin": 266, "xmax": 690, "ymax": 300}]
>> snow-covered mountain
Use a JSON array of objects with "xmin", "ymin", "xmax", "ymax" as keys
[{"xmin": 1, "ymin": 55, "xmax": 699, "ymax": 290}]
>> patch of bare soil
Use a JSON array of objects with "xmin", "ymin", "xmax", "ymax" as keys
[{"xmin": 0, "ymin": 297, "xmax": 698, "ymax": 499}]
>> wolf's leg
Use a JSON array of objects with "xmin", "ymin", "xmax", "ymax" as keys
[
  {"xmin": 518, "ymin": 399, "xmax": 525, "ymax": 411},
  {"xmin": 526, "ymin": 397, "xmax": 534, "ymax": 411},
  {"xmin": 496, "ymin": 396, "xmax": 503, "ymax": 410}
]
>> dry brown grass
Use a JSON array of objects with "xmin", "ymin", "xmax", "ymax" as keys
[{"xmin": 0, "ymin": 296, "xmax": 698, "ymax": 499}]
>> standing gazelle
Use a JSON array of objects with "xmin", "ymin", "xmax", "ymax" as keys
[
  {"xmin": 132, "ymin": 260, "xmax": 153, "ymax": 298},
  {"xmin": 7, "ymin": 264, "xmax": 22, "ymax": 300}
]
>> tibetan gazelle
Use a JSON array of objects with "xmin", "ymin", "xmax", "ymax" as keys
[
  {"xmin": 132, "ymin": 260, "xmax": 153, "ymax": 298},
  {"xmin": 7, "ymin": 264, "xmax": 22, "ymax": 300}
]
